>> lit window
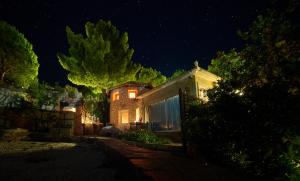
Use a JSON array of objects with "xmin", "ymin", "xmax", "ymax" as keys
[
  {"xmin": 119, "ymin": 110, "xmax": 129, "ymax": 123},
  {"xmin": 112, "ymin": 92, "xmax": 119, "ymax": 101},
  {"xmin": 128, "ymin": 90, "xmax": 137, "ymax": 99}
]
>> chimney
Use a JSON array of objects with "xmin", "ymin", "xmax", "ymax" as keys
[{"xmin": 194, "ymin": 60, "xmax": 200, "ymax": 69}]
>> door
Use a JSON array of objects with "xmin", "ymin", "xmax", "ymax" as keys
[
  {"xmin": 118, "ymin": 110, "xmax": 129, "ymax": 124},
  {"xmin": 149, "ymin": 95, "xmax": 181, "ymax": 131}
]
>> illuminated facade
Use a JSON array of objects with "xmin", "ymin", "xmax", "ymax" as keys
[
  {"xmin": 108, "ymin": 82, "xmax": 152, "ymax": 130},
  {"xmin": 108, "ymin": 63, "xmax": 220, "ymax": 131}
]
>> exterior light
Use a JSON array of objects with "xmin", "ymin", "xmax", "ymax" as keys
[{"xmin": 63, "ymin": 107, "xmax": 76, "ymax": 112}]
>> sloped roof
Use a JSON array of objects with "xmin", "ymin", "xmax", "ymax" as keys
[
  {"xmin": 136, "ymin": 67, "xmax": 220, "ymax": 99},
  {"xmin": 107, "ymin": 81, "xmax": 153, "ymax": 94}
]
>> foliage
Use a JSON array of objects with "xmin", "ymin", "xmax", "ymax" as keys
[
  {"xmin": 168, "ymin": 69, "xmax": 186, "ymax": 81},
  {"xmin": 186, "ymin": 2, "xmax": 300, "ymax": 180},
  {"xmin": 135, "ymin": 66, "xmax": 166, "ymax": 87},
  {"xmin": 0, "ymin": 128, "xmax": 29, "ymax": 141},
  {"xmin": 81, "ymin": 88, "xmax": 108, "ymax": 124},
  {"xmin": 0, "ymin": 87, "xmax": 29, "ymax": 108},
  {"xmin": 121, "ymin": 129, "xmax": 170, "ymax": 144},
  {"xmin": 0, "ymin": 140, "xmax": 76, "ymax": 154},
  {"xmin": 28, "ymin": 82, "xmax": 64, "ymax": 109},
  {"xmin": 0, "ymin": 21, "xmax": 39, "ymax": 88},
  {"xmin": 208, "ymin": 49, "xmax": 246, "ymax": 85},
  {"xmin": 58, "ymin": 20, "xmax": 141, "ymax": 93},
  {"xmin": 64, "ymin": 85, "xmax": 78, "ymax": 98}
]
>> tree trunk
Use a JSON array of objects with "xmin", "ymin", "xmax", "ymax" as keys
[{"xmin": 101, "ymin": 89, "xmax": 109, "ymax": 126}]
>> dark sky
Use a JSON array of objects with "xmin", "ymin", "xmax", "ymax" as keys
[{"xmin": 0, "ymin": 0, "xmax": 273, "ymax": 85}]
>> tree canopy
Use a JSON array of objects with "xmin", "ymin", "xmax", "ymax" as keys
[
  {"xmin": 135, "ymin": 66, "xmax": 166, "ymax": 87},
  {"xmin": 0, "ymin": 21, "xmax": 39, "ymax": 88},
  {"xmin": 28, "ymin": 82, "xmax": 64, "ymax": 109},
  {"xmin": 168, "ymin": 69, "xmax": 186, "ymax": 81},
  {"xmin": 208, "ymin": 49, "xmax": 246, "ymax": 83},
  {"xmin": 58, "ymin": 20, "xmax": 141, "ymax": 93}
]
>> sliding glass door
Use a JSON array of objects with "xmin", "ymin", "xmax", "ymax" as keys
[{"xmin": 149, "ymin": 95, "xmax": 181, "ymax": 131}]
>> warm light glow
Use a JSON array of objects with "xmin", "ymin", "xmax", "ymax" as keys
[
  {"xmin": 63, "ymin": 107, "xmax": 76, "ymax": 112},
  {"xmin": 119, "ymin": 110, "xmax": 129, "ymax": 123},
  {"xmin": 128, "ymin": 89, "xmax": 137, "ymax": 99},
  {"xmin": 235, "ymin": 89, "xmax": 244, "ymax": 96},
  {"xmin": 81, "ymin": 113, "xmax": 94, "ymax": 124},
  {"xmin": 129, "ymin": 92, "xmax": 136, "ymax": 98},
  {"xmin": 135, "ymin": 108, "xmax": 140, "ymax": 122},
  {"xmin": 112, "ymin": 91, "xmax": 120, "ymax": 101},
  {"xmin": 199, "ymin": 89, "xmax": 206, "ymax": 98}
]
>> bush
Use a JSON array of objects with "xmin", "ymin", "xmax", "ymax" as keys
[
  {"xmin": 121, "ymin": 129, "xmax": 170, "ymax": 144},
  {"xmin": 184, "ymin": 88, "xmax": 300, "ymax": 180},
  {"xmin": 279, "ymin": 138, "xmax": 300, "ymax": 181},
  {"xmin": 0, "ymin": 128, "xmax": 29, "ymax": 141}
]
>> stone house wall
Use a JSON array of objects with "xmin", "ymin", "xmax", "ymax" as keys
[{"xmin": 109, "ymin": 85, "xmax": 147, "ymax": 130}]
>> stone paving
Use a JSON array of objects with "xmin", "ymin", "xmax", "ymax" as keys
[{"xmin": 95, "ymin": 137, "xmax": 250, "ymax": 181}]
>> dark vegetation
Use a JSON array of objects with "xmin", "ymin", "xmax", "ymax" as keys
[
  {"xmin": 0, "ymin": 128, "xmax": 29, "ymax": 141},
  {"xmin": 184, "ymin": 1, "xmax": 300, "ymax": 180},
  {"xmin": 121, "ymin": 129, "xmax": 170, "ymax": 144}
]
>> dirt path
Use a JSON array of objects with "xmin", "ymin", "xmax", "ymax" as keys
[{"xmin": 0, "ymin": 141, "xmax": 127, "ymax": 181}]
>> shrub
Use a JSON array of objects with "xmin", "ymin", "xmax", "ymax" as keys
[
  {"xmin": 121, "ymin": 129, "xmax": 170, "ymax": 144},
  {"xmin": 184, "ymin": 91, "xmax": 300, "ymax": 180},
  {"xmin": 279, "ymin": 138, "xmax": 300, "ymax": 181},
  {"xmin": 0, "ymin": 128, "xmax": 29, "ymax": 141}
]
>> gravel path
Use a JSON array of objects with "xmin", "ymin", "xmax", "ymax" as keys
[{"xmin": 0, "ymin": 141, "xmax": 127, "ymax": 181}]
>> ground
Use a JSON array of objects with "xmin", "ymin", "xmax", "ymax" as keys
[
  {"xmin": 0, "ymin": 140, "xmax": 125, "ymax": 181},
  {"xmin": 0, "ymin": 137, "xmax": 250, "ymax": 181}
]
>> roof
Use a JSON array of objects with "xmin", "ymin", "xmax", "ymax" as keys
[
  {"xmin": 136, "ymin": 67, "xmax": 220, "ymax": 99},
  {"xmin": 107, "ymin": 81, "xmax": 153, "ymax": 94}
]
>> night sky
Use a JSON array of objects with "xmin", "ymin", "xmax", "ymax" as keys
[{"xmin": 0, "ymin": 0, "xmax": 273, "ymax": 85}]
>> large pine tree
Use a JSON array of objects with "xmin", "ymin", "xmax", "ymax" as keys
[
  {"xmin": 0, "ymin": 21, "xmax": 39, "ymax": 88},
  {"xmin": 58, "ymin": 20, "xmax": 140, "ymax": 93}
]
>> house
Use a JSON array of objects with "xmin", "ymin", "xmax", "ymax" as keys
[
  {"xmin": 108, "ymin": 62, "xmax": 220, "ymax": 132},
  {"xmin": 109, "ymin": 82, "xmax": 152, "ymax": 130}
]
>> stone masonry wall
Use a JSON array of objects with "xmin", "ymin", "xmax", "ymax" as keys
[{"xmin": 110, "ymin": 86, "xmax": 143, "ymax": 130}]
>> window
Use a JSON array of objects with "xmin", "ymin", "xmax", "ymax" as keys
[
  {"xmin": 112, "ymin": 92, "xmax": 119, "ymax": 101},
  {"xmin": 128, "ymin": 89, "xmax": 137, "ymax": 99},
  {"xmin": 118, "ymin": 110, "xmax": 129, "ymax": 123}
]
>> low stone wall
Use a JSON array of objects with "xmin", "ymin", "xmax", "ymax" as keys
[
  {"xmin": 82, "ymin": 124, "xmax": 103, "ymax": 135},
  {"xmin": 0, "ymin": 107, "xmax": 82, "ymax": 136}
]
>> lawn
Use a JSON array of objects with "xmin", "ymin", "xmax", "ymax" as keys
[{"xmin": 0, "ymin": 141, "xmax": 76, "ymax": 154}]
